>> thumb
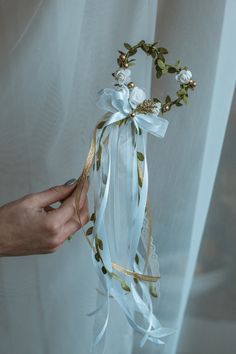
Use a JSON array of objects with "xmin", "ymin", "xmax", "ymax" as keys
[{"xmin": 33, "ymin": 178, "xmax": 78, "ymax": 207}]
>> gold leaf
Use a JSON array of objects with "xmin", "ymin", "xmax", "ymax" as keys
[
  {"xmin": 137, "ymin": 152, "xmax": 144, "ymax": 161},
  {"xmin": 149, "ymin": 285, "xmax": 158, "ymax": 298},
  {"xmin": 121, "ymin": 281, "xmax": 131, "ymax": 292},
  {"xmin": 96, "ymin": 238, "xmax": 103, "ymax": 251},
  {"xmin": 157, "ymin": 59, "xmax": 165, "ymax": 70},
  {"xmin": 86, "ymin": 227, "xmax": 93, "ymax": 236},
  {"xmin": 90, "ymin": 213, "xmax": 96, "ymax": 222}
]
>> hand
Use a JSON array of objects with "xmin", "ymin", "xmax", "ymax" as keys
[{"xmin": 0, "ymin": 179, "xmax": 89, "ymax": 256}]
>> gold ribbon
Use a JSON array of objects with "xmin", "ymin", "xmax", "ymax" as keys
[
  {"xmin": 74, "ymin": 115, "xmax": 159, "ymax": 283},
  {"xmin": 112, "ymin": 262, "xmax": 160, "ymax": 282}
]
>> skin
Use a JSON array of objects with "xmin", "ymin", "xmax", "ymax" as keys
[{"xmin": 0, "ymin": 180, "xmax": 89, "ymax": 256}]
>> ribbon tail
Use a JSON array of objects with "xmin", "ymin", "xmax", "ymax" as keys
[
  {"xmin": 135, "ymin": 114, "xmax": 169, "ymax": 138},
  {"xmin": 128, "ymin": 129, "xmax": 148, "ymax": 268},
  {"xmin": 90, "ymin": 295, "xmax": 110, "ymax": 351}
]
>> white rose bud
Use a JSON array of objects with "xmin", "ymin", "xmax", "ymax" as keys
[
  {"xmin": 129, "ymin": 87, "xmax": 146, "ymax": 108},
  {"xmin": 175, "ymin": 70, "xmax": 192, "ymax": 84},
  {"xmin": 153, "ymin": 101, "xmax": 162, "ymax": 115},
  {"xmin": 114, "ymin": 69, "xmax": 131, "ymax": 85}
]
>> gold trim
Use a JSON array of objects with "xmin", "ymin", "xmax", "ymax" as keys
[{"xmin": 112, "ymin": 262, "xmax": 160, "ymax": 282}]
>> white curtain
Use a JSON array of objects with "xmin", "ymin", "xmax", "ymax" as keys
[{"xmin": 0, "ymin": 1, "xmax": 235, "ymax": 354}]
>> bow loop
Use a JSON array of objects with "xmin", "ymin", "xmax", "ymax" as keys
[
  {"xmin": 96, "ymin": 86, "xmax": 169, "ymax": 138},
  {"xmin": 134, "ymin": 113, "xmax": 169, "ymax": 138}
]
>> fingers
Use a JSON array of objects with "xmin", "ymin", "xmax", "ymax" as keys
[
  {"xmin": 47, "ymin": 181, "xmax": 89, "ymax": 226},
  {"xmin": 47, "ymin": 203, "xmax": 75, "ymax": 227},
  {"xmin": 59, "ymin": 199, "xmax": 90, "ymax": 242},
  {"xmin": 59, "ymin": 179, "xmax": 88, "ymax": 205},
  {"xmin": 28, "ymin": 179, "xmax": 89, "ymax": 252},
  {"xmin": 41, "ymin": 200, "xmax": 89, "ymax": 254},
  {"xmin": 31, "ymin": 179, "xmax": 78, "ymax": 208}
]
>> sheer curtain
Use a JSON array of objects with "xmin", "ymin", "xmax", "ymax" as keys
[
  {"xmin": 177, "ymin": 90, "xmax": 236, "ymax": 354},
  {"xmin": 138, "ymin": 1, "xmax": 236, "ymax": 353},
  {"xmin": 0, "ymin": 1, "xmax": 235, "ymax": 354}
]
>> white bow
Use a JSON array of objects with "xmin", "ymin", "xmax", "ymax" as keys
[{"xmin": 96, "ymin": 85, "xmax": 169, "ymax": 137}]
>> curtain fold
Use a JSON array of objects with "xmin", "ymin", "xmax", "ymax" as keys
[{"xmin": 135, "ymin": 1, "xmax": 235, "ymax": 353}]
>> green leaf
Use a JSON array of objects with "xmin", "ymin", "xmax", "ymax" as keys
[
  {"xmin": 156, "ymin": 69, "xmax": 162, "ymax": 79},
  {"xmin": 149, "ymin": 285, "xmax": 158, "ymax": 298},
  {"xmin": 111, "ymin": 273, "xmax": 131, "ymax": 292},
  {"xmin": 165, "ymin": 95, "xmax": 171, "ymax": 103},
  {"xmin": 158, "ymin": 47, "xmax": 168, "ymax": 54},
  {"xmin": 177, "ymin": 89, "xmax": 186, "ymax": 96},
  {"xmin": 124, "ymin": 42, "xmax": 132, "ymax": 50},
  {"xmin": 97, "ymin": 121, "xmax": 106, "ymax": 129},
  {"xmin": 168, "ymin": 67, "xmax": 177, "ymax": 73},
  {"xmin": 152, "ymin": 41, "xmax": 158, "ymax": 47},
  {"xmin": 157, "ymin": 59, "xmax": 165, "ymax": 70},
  {"xmin": 162, "ymin": 67, "xmax": 168, "ymax": 74},
  {"xmin": 137, "ymin": 152, "xmax": 144, "ymax": 161},
  {"xmin": 94, "ymin": 253, "xmax": 100, "ymax": 262},
  {"xmin": 101, "ymin": 266, "xmax": 107, "ymax": 274},
  {"xmin": 141, "ymin": 43, "xmax": 149, "ymax": 52},
  {"xmin": 175, "ymin": 60, "xmax": 180, "ymax": 67},
  {"xmin": 96, "ymin": 238, "xmax": 103, "ymax": 251},
  {"xmin": 111, "ymin": 272, "xmax": 119, "ymax": 281},
  {"xmin": 128, "ymin": 62, "xmax": 135, "ymax": 67},
  {"xmin": 151, "ymin": 51, "xmax": 156, "ymax": 59},
  {"xmin": 86, "ymin": 227, "xmax": 93, "ymax": 236},
  {"xmin": 121, "ymin": 281, "xmax": 131, "ymax": 292},
  {"xmin": 97, "ymin": 144, "xmax": 102, "ymax": 160},
  {"xmin": 137, "ymin": 40, "xmax": 145, "ymax": 46},
  {"xmin": 138, "ymin": 169, "xmax": 143, "ymax": 188},
  {"xmin": 90, "ymin": 213, "xmax": 96, "ymax": 222},
  {"xmin": 159, "ymin": 54, "xmax": 165, "ymax": 62},
  {"xmin": 129, "ymin": 48, "xmax": 137, "ymax": 55},
  {"xmin": 96, "ymin": 160, "xmax": 100, "ymax": 171},
  {"xmin": 102, "ymin": 173, "xmax": 107, "ymax": 184}
]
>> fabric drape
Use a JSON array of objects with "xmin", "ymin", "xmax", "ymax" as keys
[{"xmin": 0, "ymin": 1, "xmax": 235, "ymax": 354}]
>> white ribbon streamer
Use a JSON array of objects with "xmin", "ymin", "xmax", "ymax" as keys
[{"xmin": 88, "ymin": 84, "xmax": 175, "ymax": 351}]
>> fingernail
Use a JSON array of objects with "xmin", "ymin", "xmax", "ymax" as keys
[{"xmin": 64, "ymin": 178, "xmax": 77, "ymax": 186}]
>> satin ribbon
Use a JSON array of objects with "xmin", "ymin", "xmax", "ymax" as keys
[{"xmin": 75, "ymin": 85, "xmax": 175, "ymax": 351}]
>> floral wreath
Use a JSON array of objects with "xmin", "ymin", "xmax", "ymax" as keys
[
  {"xmin": 73, "ymin": 40, "xmax": 197, "ymax": 349},
  {"xmin": 114, "ymin": 40, "xmax": 196, "ymax": 115}
]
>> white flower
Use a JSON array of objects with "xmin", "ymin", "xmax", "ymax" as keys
[
  {"xmin": 114, "ymin": 69, "xmax": 131, "ymax": 85},
  {"xmin": 129, "ymin": 87, "xmax": 146, "ymax": 108},
  {"xmin": 175, "ymin": 70, "xmax": 192, "ymax": 84},
  {"xmin": 153, "ymin": 102, "xmax": 162, "ymax": 115}
]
